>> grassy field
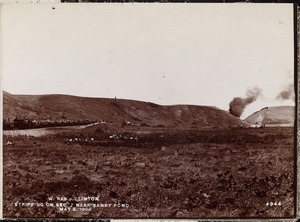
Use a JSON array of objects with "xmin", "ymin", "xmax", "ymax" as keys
[{"xmin": 3, "ymin": 126, "xmax": 295, "ymax": 218}]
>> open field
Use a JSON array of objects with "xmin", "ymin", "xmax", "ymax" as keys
[{"xmin": 3, "ymin": 126, "xmax": 295, "ymax": 218}]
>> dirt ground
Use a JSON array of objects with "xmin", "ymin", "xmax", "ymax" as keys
[{"xmin": 3, "ymin": 126, "xmax": 295, "ymax": 219}]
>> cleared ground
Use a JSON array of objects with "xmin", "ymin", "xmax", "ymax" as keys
[{"xmin": 3, "ymin": 126, "xmax": 295, "ymax": 218}]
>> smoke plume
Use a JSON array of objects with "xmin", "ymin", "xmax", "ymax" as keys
[
  {"xmin": 229, "ymin": 87, "xmax": 262, "ymax": 118},
  {"xmin": 276, "ymin": 84, "xmax": 294, "ymax": 100}
]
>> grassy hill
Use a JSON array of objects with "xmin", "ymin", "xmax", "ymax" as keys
[{"xmin": 3, "ymin": 91, "xmax": 248, "ymax": 128}]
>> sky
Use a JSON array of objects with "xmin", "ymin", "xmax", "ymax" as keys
[{"xmin": 0, "ymin": 3, "xmax": 295, "ymax": 119}]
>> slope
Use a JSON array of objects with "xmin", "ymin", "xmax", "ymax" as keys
[
  {"xmin": 245, "ymin": 106, "xmax": 295, "ymax": 127},
  {"xmin": 3, "ymin": 91, "xmax": 247, "ymax": 128}
]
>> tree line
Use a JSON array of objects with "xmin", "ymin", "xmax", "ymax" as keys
[{"xmin": 3, "ymin": 117, "xmax": 101, "ymax": 130}]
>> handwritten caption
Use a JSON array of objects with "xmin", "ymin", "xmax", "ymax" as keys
[{"xmin": 14, "ymin": 196, "xmax": 129, "ymax": 212}]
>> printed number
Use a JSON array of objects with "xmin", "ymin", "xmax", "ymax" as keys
[{"xmin": 266, "ymin": 201, "xmax": 281, "ymax": 207}]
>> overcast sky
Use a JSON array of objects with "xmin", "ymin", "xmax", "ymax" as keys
[{"xmin": 1, "ymin": 3, "xmax": 295, "ymax": 118}]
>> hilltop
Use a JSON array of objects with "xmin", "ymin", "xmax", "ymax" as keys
[{"xmin": 3, "ymin": 91, "xmax": 247, "ymax": 129}]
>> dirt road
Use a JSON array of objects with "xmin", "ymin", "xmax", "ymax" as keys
[{"xmin": 3, "ymin": 122, "xmax": 100, "ymax": 137}]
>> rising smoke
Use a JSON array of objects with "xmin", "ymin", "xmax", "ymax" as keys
[
  {"xmin": 229, "ymin": 87, "xmax": 262, "ymax": 118},
  {"xmin": 276, "ymin": 84, "xmax": 294, "ymax": 100}
]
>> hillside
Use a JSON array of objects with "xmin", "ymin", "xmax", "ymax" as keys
[
  {"xmin": 3, "ymin": 91, "xmax": 247, "ymax": 129},
  {"xmin": 245, "ymin": 106, "xmax": 295, "ymax": 127}
]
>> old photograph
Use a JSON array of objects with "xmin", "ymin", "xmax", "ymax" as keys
[{"xmin": 1, "ymin": 3, "xmax": 296, "ymax": 219}]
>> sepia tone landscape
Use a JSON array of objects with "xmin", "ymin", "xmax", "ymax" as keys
[
  {"xmin": 2, "ymin": 91, "xmax": 295, "ymax": 218},
  {"xmin": 1, "ymin": 4, "xmax": 295, "ymax": 219}
]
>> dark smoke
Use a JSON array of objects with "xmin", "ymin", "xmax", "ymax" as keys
[
  {"xmin": 229, "ymin": 87, "xmax": 262, "ymax": 118},
  {"xmin": 276, "ymin": 84, "xmax": 294, "ymax": 100}
]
